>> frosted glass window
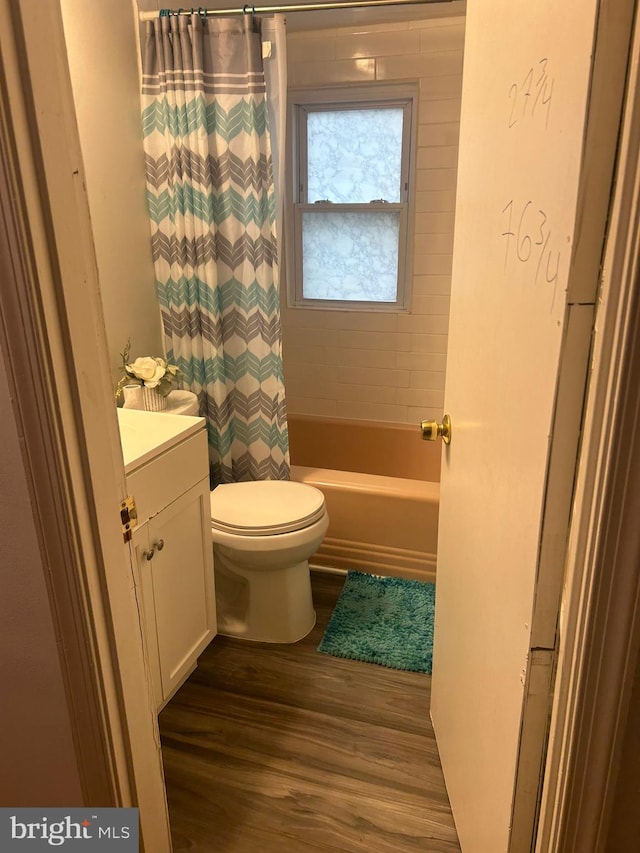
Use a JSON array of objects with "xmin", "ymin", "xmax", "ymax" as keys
[
  {"xmin": 307, "ymin": 109, "xmax": 404, "ymax": 203},
  {"xmin": 302, "ymin": 211, "xmax": 400, "ymax": 302},
  {"xmin": 288, "ymin": 83, "xmax": 417, "ymax": 310}
]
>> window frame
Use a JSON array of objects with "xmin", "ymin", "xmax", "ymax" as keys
[{"xmin": 286, "ymin": 83, "xmax": 418, "ymax": 312}]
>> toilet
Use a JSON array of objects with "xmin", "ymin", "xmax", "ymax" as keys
[{"xmin": 210, "ymin": 480, "xmax": 329, "ymax": 643}]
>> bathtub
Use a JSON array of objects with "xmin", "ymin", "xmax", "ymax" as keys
[{"xmin": 288, "ymin": 415, "xmax": 440, "ymax": 583}]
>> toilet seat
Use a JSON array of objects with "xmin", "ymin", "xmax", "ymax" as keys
[{"xmin": 210, "ymin": 480, "xmax": 326, "ymax": 536}]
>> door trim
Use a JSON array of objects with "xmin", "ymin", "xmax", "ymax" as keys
[
  {"xmin": 510, "ymin": 2, "xmax": 637, "ymax": 848},
  {"xmin": 537, "ymin": 4, "xmax": 640, "ymax": 848},
  {"xmin": 0, "ymin": 3, "xmax": 117, "ymax": 806},
  {"xmin": 560, "ymin": 255, "xmax": 640, "ymax": 849},
  {"xmin": 0, "ymin": 1, "xmax": 172, "ymax": 848}
]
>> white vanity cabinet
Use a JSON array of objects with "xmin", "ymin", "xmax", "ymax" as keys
[{"xmin": 118, "ymin": 409, "xmax": 216, "ymax": 710}]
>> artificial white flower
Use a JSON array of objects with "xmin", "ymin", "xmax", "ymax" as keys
[
  {"xmin": 115, "ymin": 341, "xmax": 181, "ymax": 400},
  {"xmin": 127, "ymin": 356, "xmax": 166, "ymax": 386}
]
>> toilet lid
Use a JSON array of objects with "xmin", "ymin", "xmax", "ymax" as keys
[{"xmin": 210, "ymin": 480, "xmax": 326, "ymax": 536}]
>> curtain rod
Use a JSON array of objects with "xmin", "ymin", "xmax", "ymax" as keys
[{"xmin": 139, "ymin": 0, "xmax": 451, "ymax": 21}]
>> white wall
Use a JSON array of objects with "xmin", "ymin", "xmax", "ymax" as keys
[
  {"xmin": 60, "ymin": 0, "xmax": 162, "ymax": 382},
  {"xmin": 282, "ymin": 15, "xmax": 464, "ymax": 424}
]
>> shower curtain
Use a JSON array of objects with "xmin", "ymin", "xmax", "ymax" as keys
[{"xmin": 141, "ymin": 13, "xmax": 289, "ymax": 485}]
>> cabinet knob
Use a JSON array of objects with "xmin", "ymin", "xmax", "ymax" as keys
[
  {"xmin": 155, "ymin": 539, "xmax": 165, "ymax": 551},
  {"xmin": 143, "ymin": 547, "xmax": 155, "ymax": 561}
]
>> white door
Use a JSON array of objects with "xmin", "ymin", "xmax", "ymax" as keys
[{"xmin": 430, "ymin": 2, "xmax": 628, "ymax": 851}]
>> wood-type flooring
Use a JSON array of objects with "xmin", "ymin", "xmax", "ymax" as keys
[{"xmin": 159, "ymin": 570, "xmax": 461, "ymax": 852}]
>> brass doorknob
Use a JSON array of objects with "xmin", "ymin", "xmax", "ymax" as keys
[{"xmin": 420, "ymin": 413, "xmax": 452, "ymax": 445}]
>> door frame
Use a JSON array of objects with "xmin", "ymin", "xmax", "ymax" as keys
[
  {"xmin": 536, "ymin": 4, "xmax": 640, "ymax": 848},
  {"xmin": 1, "ymin": 1, "xmax": 639, "ymax": 851},
  {"xmin": 507, "ymin": 2, "xmax": 638, "ymax": 848},
  {"xmin": 0, "ymin": 1, "xmax": 171, "ymax": 849}
]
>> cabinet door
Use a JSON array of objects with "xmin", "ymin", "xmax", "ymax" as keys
[{"xmin": 148, "ymin": 478, "xmax": 216, "ymax": 704}]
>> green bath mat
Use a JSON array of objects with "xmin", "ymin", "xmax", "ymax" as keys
[{"xmin": 318, "ymin": 571, "xmax": 435, "ymax": 674}]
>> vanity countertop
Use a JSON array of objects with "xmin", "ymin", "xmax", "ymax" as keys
[{"xmin": 117, "ymin": 407, "xmax": 206, "ymax": 474}]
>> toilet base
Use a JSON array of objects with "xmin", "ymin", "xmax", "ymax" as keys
[{"xmin": 214, "ymin": 550, "xmax": 316, "ymax": 643}]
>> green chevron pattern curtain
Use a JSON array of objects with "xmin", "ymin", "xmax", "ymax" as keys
[{"xmin": 141, "ymin": 14, "xmax": 289, "ymax": 484}]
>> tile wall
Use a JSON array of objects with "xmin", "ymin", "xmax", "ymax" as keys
[{"xmin": 282, "ymin": 14, "xmax": 465, "ymax": 424}]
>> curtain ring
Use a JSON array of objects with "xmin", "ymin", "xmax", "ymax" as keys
[{"xmin": 242, "ymin": 3, "xmax": 256, "ymax": 15}]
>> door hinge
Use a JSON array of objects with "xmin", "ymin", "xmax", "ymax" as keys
[{"xmin": 120, "ymin": 495, "xmax": 138, "ymax": 543}]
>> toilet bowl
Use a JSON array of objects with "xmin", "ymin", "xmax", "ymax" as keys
[{"xmin": 210, "ymin": 480, "xmax": 329, "ymax": 643}]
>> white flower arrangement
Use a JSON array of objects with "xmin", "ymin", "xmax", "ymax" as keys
[{"xmin": 115, "ymin": 340, "xmax": 180, "ymax": 400}]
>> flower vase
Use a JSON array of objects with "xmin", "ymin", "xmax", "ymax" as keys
[{"xmin": 140, "ymin": 386, "xmax": 168, "ymax": 412}]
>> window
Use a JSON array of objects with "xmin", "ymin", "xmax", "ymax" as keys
[{"xmin": 287, "ymin": 84, "xmax": 418, "ymax": 310}]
